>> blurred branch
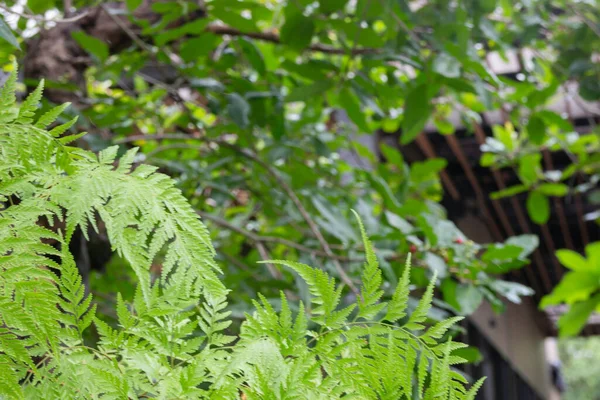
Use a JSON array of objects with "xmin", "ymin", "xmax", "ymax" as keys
[
  {"xmin": 572, "ymin": 6, "xmax": 600, "ymax": 38},
  {"xmin": 0, "ymin": 4, "xmax": 89, "ymax": 23},
  {"xmin": 99, "ymin": 3, "xmax": 379, "ymax": 57},
  {"xmin": 205, "ymin": 25, "xmax": 380, "ymax": 55},
  {"xmin": 197, "ymin": 211, "xmax": 363, "ymax": 262}
]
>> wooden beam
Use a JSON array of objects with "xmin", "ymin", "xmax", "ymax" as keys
[
  {"xmin": 414, "ymin": 133, "xmax": 461, "ymax": 201},
  {"xmin": 575, "ymin": 175, "xmax": 590, "ymax": 246},
  {"xmin": 444, "ymin": 134, "xmax": 504, "ymax": 240},
  {"xmin": 543, "ymin": 153, "xmax": 575, "ymax": 252},
  {"xmin": 564, "ymin": 92, "xmax": 591, "ymax": 248},
  {"xmin": 472, "ymin": 124, "xmax": 515, "ymax": 237}
]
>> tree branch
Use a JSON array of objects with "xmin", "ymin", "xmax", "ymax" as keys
[
  {"xmin": 0, "ymin": 4, "xmax": 89, "ymax": 23},
  {"xmin": 204, "ymin": 24, "xmax": 381, "ymax": 55},
  {"xmin": 197, "ymin": 211, "xmax": 364, "ymax": 262}
]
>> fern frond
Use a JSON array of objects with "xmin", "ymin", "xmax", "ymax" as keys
[
  {"xmin": 466, "ymin": 377, "xmax": 486, "ymax": 400},
  {"xmin": 0, "ymin": 67, "xmax": 486, "ymax": 400},
  {"xmin": 35, "ymin": 102, "xmax": 71, "ymax": 128},
  {"xmin": 17, "ymin": 79, "xmax": 44, "ymax": 124},
  {"xmin": 405, "ymin": 271, "xmax": 437, "ymax": 330},
  {"xmin": 385, "ymin": 254, "xmax": 411, "ymax": 322},
  {"xmin": 265, "ymin": 260, "xmax": 354, "ymax": 328},
  {"xmin": 57, "ymin": 247, "xmax": 96, "ymax": 338},
  {"xmin": 0, "ymin": 357, "xmax": 24, "ymax": 400},
  {"xmin": 0, "ymin": 60, "xmax": 18, "ymax": 123},
  {"xmin": 48, "ymin": 116, "xmax": 78, "ymax": 137},
  {"xmin": 352, "ymin": 210, "xmax": 386, "ymax": 320}
]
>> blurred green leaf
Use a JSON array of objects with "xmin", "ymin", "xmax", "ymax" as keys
[
  {"xmin": 380, "ymin": 143, "xmax": 404, "ymax": 167},
  {"xmin": 556, "ymin": 249, "xmax": 591, "ymax": 272},
  {"xmin": 238, "ymin": 38, "xmax": 266, "ymax": 76},
  {"xmin": 280, "ymin": 13, "xmax": 315, "ymax": 51},
  {"xmin": 287, "ymin": 80, "xmax": 334, "ymax": 102},
  {"xmin": 526, "ymin": 191, "xmax": 550, "ymax": 224},
  {"xmin": 126, "ymin": 0, "xmax": 143, "ymax": 11},
  {"xmin": 558, "ymin": 294, "xmax": 600, "ymax": 337},
  {"xmin": 488, "ymin": 280, "xmax": 533, "ymax": 304},
  {"xmin": 538, "ymin": 183, "xmax": 568, "ymax": 197},
  {"xmin": 505, "ymin": 234, "xmax": 539, "ymax": 258},
  {"xmin": 319, "ymin": 0, "xmax": 348, "ymax": 13},
  {"xmin": 482, "ymin": 245, "xmax": 523, "ymax": 262},
  {"xmin": 339, "ymin": 87, "xmax": 369, "ymax": 133},
  {"xmin": 490, "ymin": 184, "xmax": 529, "ymax": 199},
  {"xmin": 526, "ymin": 115, "xmax": 546, "ymax": 145},
  {"xmin": 226, "ymin": 93, "xmax": 250, "ymax": 128},
  {"xmin": 518, "ymin": 153, "xmax": 542, "ymax": 185},
  {"xmin": 425, "ymin": 252, "xmax": 447, "ymax": 279},
  {"xmin": 72, "ymin": 31, "xmax": 109, "ymax": 62},
  {"xmin": 210, "ymin": 7, "xmax": 258, "ymax": 33},
  {"xmin": 453, "ymin": 346, "xmax": 483, "ymax": 364},
  {"xmin": 433, "ymin": 53, "xmax": 461, "ymax": 78},
  {"xmin": 28, "ymin": 0, "xmax": 54, "ymax": 14},
  {"xmin": 540, "ymin": 271, "xmax": 599, "ymax": 308},
  {"xmin": 0, "ymin": 17, "xmax": 19, "ymax": 49},
  {"xmin": 401, "ymin": 84, "xmax": 432, "ymax": 144}
]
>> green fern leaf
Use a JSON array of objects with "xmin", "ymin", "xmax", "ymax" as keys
[
  {"xmin": 352, "ymin": 210, "xmax": 386, "ymax": 320},
  {"xmin": 265, "ymin": 260, "xmax": 353, "ymax": 328},
  {"xmin": 17, "ymin": 79, "xmax": 44, "ymax": 124},
  {"xmin": 385, "ymin": 254, "xmax": 412, "ymax": 322},
  {"xmin": 421, "ymin": 316, "xmax": 464, "ymax": 345},
  {"xmin": 465, "ymin": 377, "xmax": 486, "ymax": 400},
  {"xmin": 0, "ymin": 60, "xmax": 18, "ymax": 123},
  {"xmin": 34, "ymin": 102, "xmax": 71, "ymax": 128},
  {"xmin": 405, "ymin": 271, "xmax": 437, "ymax": 330},
  {"xmin": 0, "ymin": 358, "xmax": 24, "ymax": 400}
]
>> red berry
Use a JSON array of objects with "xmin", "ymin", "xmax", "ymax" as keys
[
  {"xmin": 409, "ymin": 245, "xmax": 417, "ymax": 253},
  {"xmin": 454, "ymin": 238, "xmax": 464, "ymax": 244}
]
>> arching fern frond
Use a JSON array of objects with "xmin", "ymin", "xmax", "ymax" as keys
[{"xmin": 0, "ymin": 66, "xmax": 484, "ymax": 400}]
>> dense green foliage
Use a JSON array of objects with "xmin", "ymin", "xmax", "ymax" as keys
[
  {"xmin": 0, "ymin": 72, "xmax": 485, "ymax": 398},
  {"xmin": 0, "ymin": 0, "xmax": 550, "ymax": 323}
]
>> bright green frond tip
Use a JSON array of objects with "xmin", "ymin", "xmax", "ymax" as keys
[{"xmin": 0, "ymin": 67, "xmax": 484, "ymax": 399}]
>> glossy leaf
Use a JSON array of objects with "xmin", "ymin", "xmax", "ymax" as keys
[
  {"xmin": 526, "ymin": 115, "xmax": 546, "ymax": 145},
  {"xmin": 558, "ymin": 294, "xmax": 600, "ymax": 337},
  {"xmin": 526, "ymin": 191, "xmax": 550, "ymax": 224},
  {"xmin": 280, "ymin": 13, "xmax": 315, "ymax": 51},
  {"xmin": 0, "ymin": 17, "xmax": 19, "ymax": 49},
  {"xmin": 72, "ymin": 31, "xmax": 109, "ymax": 62},
  {"xmin": 401, "ymin": 84, "xmax": 432, "ymax": 144}
]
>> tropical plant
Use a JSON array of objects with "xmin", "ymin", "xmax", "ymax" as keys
[{"xmin": 0, "ymin": 65, "xmax": 485, "ymax": 399}]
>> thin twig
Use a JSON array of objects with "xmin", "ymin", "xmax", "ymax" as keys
[
  {"xmin": 198, "ymin": 211, "xmax": 363, "ymax": 262},
  {"xmin": 255, "ymin": 242, "xmax": 281, "ymax": 279},
  {"xmin": 0, "ymin": 4, "xmax": 89, "ymax": 23},
  {"xmin": 99, "ymin": 4, "xmax": 153, "ymax": 53},
  {"xmin": 572, "ymin": 6, "xmax": 600, "ymax": 38}
]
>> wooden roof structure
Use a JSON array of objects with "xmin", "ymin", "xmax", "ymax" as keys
[{"xmin": 387, "ymin": 49, "xmax": 600, "ymax": 336}]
